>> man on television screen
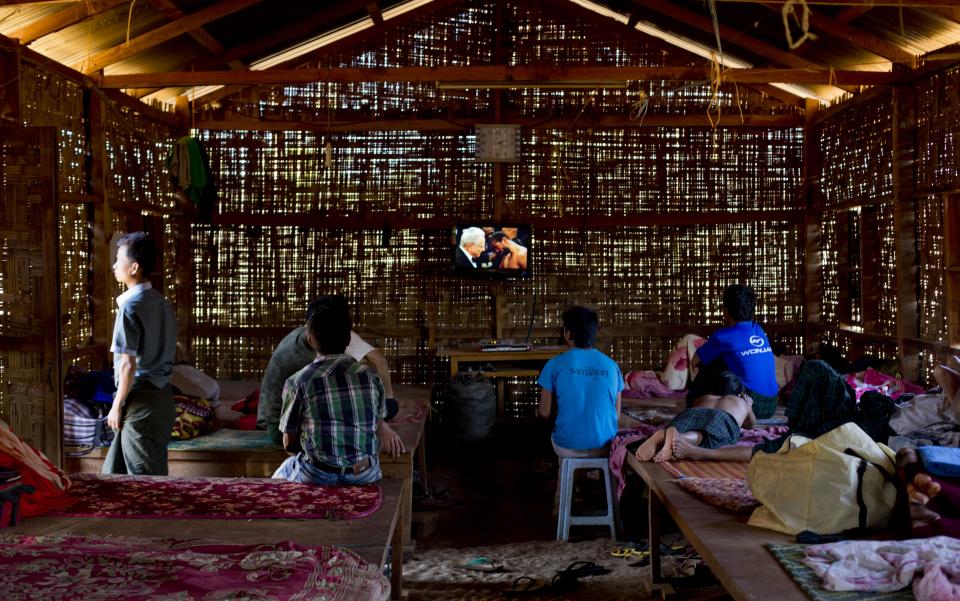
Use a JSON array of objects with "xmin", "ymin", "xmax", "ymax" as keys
[
  {"xmin": 456, "ymin": 227, "xmax": 485, "ymax": 269},
  {"xmin": 490, "ymin": 231, "xmax": 528, "ymax": 271}
]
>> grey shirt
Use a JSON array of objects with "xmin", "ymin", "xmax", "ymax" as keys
[
  {"xmin": 257, "ymin": 327, "xmax": 375, "ymax": 433},
  {"xmin": 111, "ymin": 282, "xmax": 177, "ymax": 389}
]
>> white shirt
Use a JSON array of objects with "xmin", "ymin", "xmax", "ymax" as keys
[{"xmin": 116, "ymin": 281, "xmax": 152, "ymax": 308}]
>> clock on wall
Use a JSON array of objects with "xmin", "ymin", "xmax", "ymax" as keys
[{"xmin": 475, "ymin": 124, "xmax": 521, "ymax": 163}]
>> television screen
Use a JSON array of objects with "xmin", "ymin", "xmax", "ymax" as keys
[{"xmin": 453, "ymin": 224, "xmax": 531, "ymax": 278}]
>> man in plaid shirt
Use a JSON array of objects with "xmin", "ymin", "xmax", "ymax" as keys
[{"xmin": 272, "ymin": 296, "xmax": 404, "ymax": 484}]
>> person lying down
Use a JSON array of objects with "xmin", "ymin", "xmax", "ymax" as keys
[{"xmin": 635, "ymin": 371, "xmax": 756, "ymax": 463}]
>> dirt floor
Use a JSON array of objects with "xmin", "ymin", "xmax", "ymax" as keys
[{"xmin": 403, "ymin": 420, "xmax": 731, "ymax": 601}]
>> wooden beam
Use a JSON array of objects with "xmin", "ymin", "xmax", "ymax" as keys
[
  {"xmin": 210, "ymin": 209, "xmax": 804, "ymax": 230},
  {"xmin": 929, "ymin": 7, "xmax": 960, "ymax": 25},
  {"xmin": 834, "ymin": 6, "xmax": 871, "ymax": 24},
  {"xmin": 636, "ymin": 0, "xmax": 823, "ymax": 70},
  {"xmin": 220, "ymin": 0, "xmax": 370, "ymax": 64},
  {"xmin": 99, "ymin": 65, "xmax": 903, "ymax": 87},
  {"xmin": 802, "ymin": 97, "xmax": 821, "ymax": 355},
  {"xmin": 635, "ymin": 0, "xmax": 851, "ymax": 97},
  {"xmin": 366, "ymin": 2, "xmax": 384, "ymax": 26},
  {"xmin": 198, "ymin": 0, "xmax": 457, "ymax": 107},
  {"xmin": 8, "ymin": 0, "xmax": 127, "ymax": 44},
  {"xmin": 195, "ymin": 112, "xmax": 805, "ymax": 132},
  {"xmin": 945, "ymin": 193, "xmax": 960, "ymax": 348},
  {"xmin": 717, "ymin": 0, "xmax": 960, "ymax": 6},
  {"xmin": 78, "ymin": 0, "xmax": 262, "ymax": 74},
  {"xmin": 892, "ymin": 85, "xmax": 920, "ymax": 381},
  {"xmin": 0, "ymin": 0, "xmax": 80, "ymax": 5},
  {"xmin": 147, "ymin": 0, "xmax": 225, "ymax": 54},
  {"xmin": 761, "ymin": 2, "xmax": 917, "ymax": 67}
]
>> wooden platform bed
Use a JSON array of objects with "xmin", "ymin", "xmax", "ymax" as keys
[
  {"xmin": 625, "ymin": 453, "xmax": 806, "ymax": 601},
  {"xmin": 65, "ymin": 383, "xmax": 430, "ymax": 543},
  {"xmin": 8, "ymin": 477, "xmax": 407, "ymax": 600}
]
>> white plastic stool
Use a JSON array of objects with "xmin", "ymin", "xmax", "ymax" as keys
[{"xmin": 556, "ymin": 456, "xmax": 619, "ymax": 541}]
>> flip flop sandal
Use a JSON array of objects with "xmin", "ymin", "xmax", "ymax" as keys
[
  {"xmin": 610, "ymin": 547, "xmax": 648, "ymax": 559},
  {"xmin": 503, "ymin": 576, "xmax": 549, "ymax": 597},
  {"xmin": 459, "ymin": 556, "xmax": 505, "ymax": 573}
]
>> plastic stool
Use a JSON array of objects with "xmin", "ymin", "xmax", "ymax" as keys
[{"xmin": 556, "ymin": 456, "xmax": 619, "ymax": 541}]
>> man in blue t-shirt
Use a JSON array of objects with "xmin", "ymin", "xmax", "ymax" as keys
[
  {"xmin": 538, "ymin": 306, "xmax": 623, "ymax": 457},
  {"xmin": 688, "ymin": 284, "xmax": 779, "ymax": 418}
]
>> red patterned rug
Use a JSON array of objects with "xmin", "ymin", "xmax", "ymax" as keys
[
  {"xmin": 52, "ymin": 473, "xmax": 383, "ymax": 520},
  {"xmin": 0, "ymin": 533, "xmax": 389, "ymax": 600}
]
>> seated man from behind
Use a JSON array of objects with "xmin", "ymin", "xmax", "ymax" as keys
[
  {"xmin": 272, "ymin": 297, "xmax": 403, "ymax": 484},
  {"xmin": 259, "ymin": 297, "xmax": 400, "ymax": 446},
  {"xmin": 538, "ymin": 306, "xmax": 623, "ymax": 458},
  {"xmin": 635, "ymin": 371, "xmax": 756, "ymax": 463},
  {"xmin": 687, "ymin": 284, "xmax": 779, "ymax": 419}
]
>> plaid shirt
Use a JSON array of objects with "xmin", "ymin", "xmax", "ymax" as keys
[{"xmin": 279, "ymin": 354, "xmax": 385, "ymax": 469}]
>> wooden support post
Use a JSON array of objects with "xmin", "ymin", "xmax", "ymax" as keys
[
  {"xmin": 87, "ymin": 91, "xmax": 112, "ymax": 366},
  {"xmin": 175, "ymin": 216, "xmax": 196, "ymax": 358},
  {"xmin": 945, "ymin": 193, "xmax": 960, "ymax": 349},
  {"xmin": 802, "ymin": 98, "xmax": 821, "ymax": 354},
  {"xmin": 860, "ymin": 205, "xmax": 881, "ymax": 334},
  {"xmin": 892, "ymin": 87, "xmax": 920, "ymax": 381}
]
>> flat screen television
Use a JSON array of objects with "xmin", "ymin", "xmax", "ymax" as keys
[{"xmin": 453, "ymin": 223, "xmax": 531, "ymax": 278}]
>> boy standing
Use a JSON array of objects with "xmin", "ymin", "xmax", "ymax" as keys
[
  {"xmin": 538, "ymin": 306, "xmax": 623, "ymax": 458},
  {"xmin": 103, "ymin": 232, "xmax": 177, "ymax": 475}
]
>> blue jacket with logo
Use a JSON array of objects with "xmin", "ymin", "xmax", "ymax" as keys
[{"xmin": 695, "ymin": 321, "xmax": 778, "ymax": 397}]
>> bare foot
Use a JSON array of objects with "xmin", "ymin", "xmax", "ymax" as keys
[
  {"xmin": 672, "ymin": 434, "xmax": 707, "ymax": 460},
  {"xmin": 635, "ymin": 430, "xmax": 665, "ymax": 462},
  {"xmin": 896, "ymin": 447, "xmax": 944, "ymax": 527},
  {"xmin": 654, "ymin": 427, "xmax": 678, "ymax": 463}
]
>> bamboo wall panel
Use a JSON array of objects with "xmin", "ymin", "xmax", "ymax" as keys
[
  {"xmin": 817, "ymin": 93, "xmax": 893, "ymax": 207},
  {"xmin": 509, "ymin": 128, "xmax": 802, "ymax": 216},
  {"xmin": 19, "ymin": 64, "xmax": 91, "ymax": 354},
  {"xmin": 104, "ymin": 103, "xmax": 177, "ymax": 209},
  {"xmin": 915, "ymin": 64, "xmax": 960, "ymax": 192},
  {"xmin": 819, "ymin": 211, "xmax": 840, "ymax": 326},
  {"xmin": 193, "ymin": 1, "xmax": 805, "ymax": 415},
  {"xmin": 197, "ymin": 130, "xmax": 493, "ymax": 217},
  {"xmin": 917, "ymin": 194, "xmax": 947, "ymax": 343}
]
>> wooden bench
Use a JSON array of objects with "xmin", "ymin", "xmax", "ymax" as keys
[
  {"xmin": 625, "ymin": 453, "xmax": 805, "ymax": 601},
  {"xmin": 65, "ymin": 384, "xmax": 430, "ymax": 544},
  {"xmin": 9, "ymin": 478, "xmax": 406, "ymax": 599}
]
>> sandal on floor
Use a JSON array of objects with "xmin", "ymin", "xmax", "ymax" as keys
[
  {"xmin": 503, "ymin": 576, "xmax": 550, "ymax": 597},
  {"xmin": 550, "ymin": 560, "xmax": 611, "ymax": 593},
  {"xmin": 459, "ymin": 556, "xmax": 506, "ymax": 573}
]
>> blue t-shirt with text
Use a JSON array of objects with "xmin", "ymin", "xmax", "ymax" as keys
[
  {"xmin": 695, "ymin": 321, "xmax": 778, "ymax": 397},
  {"xmin": 538, "ymin": 348, "xmax": 624, "ymax": 450}
]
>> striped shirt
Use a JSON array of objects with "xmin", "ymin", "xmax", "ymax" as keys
[{"xmin": 279, "ymin": 354, "xmax": 385, "ymax": 469}]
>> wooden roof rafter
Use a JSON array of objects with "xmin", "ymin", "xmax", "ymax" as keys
[
  {"xmin": 101, "ymin": 65, "xmax": 903, "ymax": 88},
  {"xmin": 550, "ymin": 0, "xmax": 813, "ymax": 106},
  {"xmin": 7, "ymin": 0, "xmax": 128, "ymax": 44},
  {"xmin": 191, "ymin": 0, "xmax": 461, "ymax": 107},
  {"xmin": 367, "ymin": 1, "xmax": 384, "ymax": 26},
  {"xmin": 758, "ymin": 1, "xmax": 918, "ymax": 68},
  {"xmin": 631, "ymin": 0, "xmax": 852, "ymax": 97},
  {"xmin": 77, "ymin": 0, "xmax": 262, "ymax": 74}
]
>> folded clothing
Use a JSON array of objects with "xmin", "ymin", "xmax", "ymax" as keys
[{"xmin": 920, "ymin": 446, "xmax": 960, "ymax": 478}]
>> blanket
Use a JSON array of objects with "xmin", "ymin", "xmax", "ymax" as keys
[
  {"xmin": 52, "ymin": 473, "xmax": 383, "ymax": 520},
  {"xmin": 0, "ymin": 533, "xmax": 389, "ymax": 601}
]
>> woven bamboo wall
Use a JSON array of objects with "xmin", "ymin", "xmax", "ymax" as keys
[
  {"xmin": 192, "ymin": 2, "xmax": 805, "ymax": 419},
  {"xmin": 813, "ymin": 91, "xmax": 899, "ymax": 360},
  {"xmin": 915, "ymin": 65, "xmax": 960, "ymax": 192},
  {"xmin": 19, "ymin": 62, "xmax": 92, "ymax": 356}
]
